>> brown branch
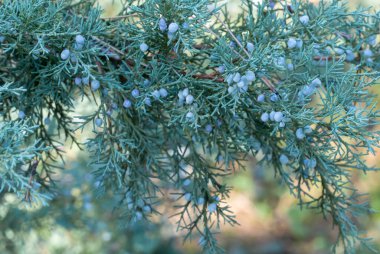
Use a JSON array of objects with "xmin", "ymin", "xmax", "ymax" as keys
[
  {"xmin": 101, "ymin": 14, "xmax": 138, "ymax": 22},
  {"xmin": 24, "ymin": 160, "xmax": 39, "ymax": 203},
  {"xmin": 261, "ymin": 76, "xmax": 278, "ymax": 94},
  {"xmin": 192, "ymin": 73, "xmax": 225, "ymax": 82},
  {"xmin": 313, "ymin": 56, "xmax": 340, "ymax": 61}
]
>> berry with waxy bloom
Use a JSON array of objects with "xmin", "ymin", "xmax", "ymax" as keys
[
  {"xmin": 366, "ymin": 58, "xmax": 374, "ymax": 64},
  {"xmin": 261, "ymin": 112, "xmax": 269, "ymax": 122},
  {"xmin": 239, "ymin": 84, "xmax": 248, "ymax": 93},
  {"xmin": 226, "ymin": 74, "xmax": 234, "ymax": 85},
  {"xmin": 228, "ymin": 85, "xmax": 236, "ymax": 94},
  {"xmin": 270, "ymin": 111, "xmax": 276, "ymax": 121},
  {"xmin": 197, "ymin": 197, "xmax": 205, "ymax": 205},
  {"xmin": 159, "ymin": 18, "xmax": 167, "ymax": 31},
  {"xmin": 102, "ymin": 88, "xmax": 108, "ymax": 96},
  {"xmin": 216, "ymin": 119, "xmax": 223, "ymax": 128},
  {"xmin": 95, "ymin": 118, "xmax": 103, "ymax": 127},
  {"xmin": 296, "ymin": 128, "xmax": 305, "ymax": 139},
  {"xmin": 274, "ymin": 112, "xmax": 284, "ymax": 122},
  {"xmin": 198, "ymin": 237, "xmax": 207, "ymax": 247},
  {"xmin": 135, "ymin": 211, "xmax": 143, "ymax": 220},
  {"xmin": 168, "ymin": 22, "xmax": 179, "ymax": 33},
  {"xmin": 299, "ymin": 15, "xmax": 310, "ymax": 25},
  {"xmin": 75, "ymin": 34, "xmax": 85, "ymax": 45},
  {"xmin": 178, "ymin": 92, "xmax": 184, "ymax": 102},
  {"xmin": 131, "ymin": 89, "xmax": 140, "ymax": 98},
  {"xmin": 74, "ymin": 77, "xmax": 82, "ymax": 86},
  {"xmin": 362, "ymin": 49, "xmax": 373, "ymax": 58},
  {"xmin": 123, "ymin": 99, "xmax": 132, "ymax": 108},
  {"xmin": 287, "ymin": 63, "xmax": 294, "ymax": 71},
  {"xmin": 304, "ymin": 158, "xmax": 317, "ymax": 169},
  {"xmin": 335, "ymin": 48, "xmax": 345, "ymax": 55},
  {"xmin": 185, "ymin": 94, "xmax": 194, "ymax": 104},
  {"xmin": 127, "ymin": 201, "xmax": 133, "ymax": 210},
  {"xmin": 75, "ymin": 35, "xmax": 85, "ymax": 50},
  {"xmin": 237, "ymin": 81, "xmax": 245, "ymax": 88},
  {"xmin": 182, "ymin": 88, "xmax": 189, "ymax": 97},
  {"xmin": 217, "ymin": 65, "xmax": 225, "ymax": 73},
  {"xmin": 143, "ymin": 205, "xmax": 152, "ymax": 213},
  {"xmin": 167, "ymin": 32, "xmax": 175, "ymax": 40},
  {"xmin": 345, "ymin": 50, "xmax": 355, "ymax": 61},
  {"xmin": 144, "ymin": 97, "xmax": 151, "ymax": 106},
  {"xmin": 205, "ymin": 124, "xmax": 213, "ymax": 133},
  {"xmin": 246, "ymin": 70, "xmax": 256, "ymax": 82},
  {"xmin": 296, "ymin": 39, "xmax": 303, "ymax": 48},
  {"xmin": 233, "ymin": 72, "xmax": 241, "ymax": 83},
  {"xmin": 270, "ymin": 93, "xmax": 278, "ymax": 102},
  {"xmin": 183, "ymin": 179, "xmax": 191, "ymax": 187},
  {"xmin": 207, "ymin": 203, "xmax": 217, "ymax": 213},
  {"xmin": 152, "ymin": 90, "xmax": 161, "ymax": 99},
  {"xmin": 287, "ymin": 38, "xmax": 297, "ymax": 49},
  {"xmin": 213, "ymin": 196, "xmax": 221, "ymax": 202},
  {"xmin": 82, "ymin": 77, "xmax": 89, "ymax": 85},
  {"xmin": 246, "ymin": 42, "xmax": 254, "ymax": 52},
  {"xmin": 301, "ymin": 85, "xmax": 315, "ymax": 96},
  {"xmin": 186, "ymin": 111, "xmax": 194, "ymax": 120},
  {"xmin": 304, "ymin": 125, "xmax": 313, "ymax": 134},
  {"xmin": 275, "ymin": 57, "xmax": 286, "ymax": 67},
  {"xmin": 140, "ymin": 42, "xmax": 149, "ymax": 52},
  {"xmin": 279, "ymin": 154, "xmax": 289, "ymax": 165},
  {"xmin": 18, "ymin": 111, "xmax": 25, "ymax": 119},
  {"xmin": 70, "ymin": 54, "xmax": 77, "ymax": 62},
  {"xmin": 310, "ymin": 158, "xmax": 317, "ymax": 168},
  {"xmin": 44, "ymin": 117, "xmax": 51, "ymax": 125},
  {"xmin": 368, "ymin": 35, "xmax": 377, "ymax": 46},
  {"xmin": 60, "ymin": 49, "xmax": 70, "ymax": 60},
  {"xmin": 257, "ymin": 94, "xmax": 265, "ymax": 102},
  {"xmin": 268, "ymin": 0, "xmax": 276, "ymax": 8},
  {"xmin": 143, "ymin": 79, "xmax": 151, "ymax": 86},
  {"xmin": 91, "ymin": 79, "xmax": 100, "ymax": 91},
  {"xmin": 311, "ymin": 78, "xmax": 322, "ymax": 88},
  {"xmin": 159, "ymin": 88, "xmax": 168, "ymax": 98}
]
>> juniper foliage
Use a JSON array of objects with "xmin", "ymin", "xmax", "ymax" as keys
[{"xmin": 0, "ymin": 0, "xmax": 380, "ymax": 253}]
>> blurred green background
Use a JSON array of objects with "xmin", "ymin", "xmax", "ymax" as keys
[{"xmin": 1, "ymin": 1, "xmax": 380, "ymax": 253}]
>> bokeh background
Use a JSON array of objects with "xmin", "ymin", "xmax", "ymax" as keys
[{"xmin": 1, "ymin": 0, "xmax": 380, "ymax": 253}]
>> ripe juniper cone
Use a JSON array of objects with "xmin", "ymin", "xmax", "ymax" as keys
[{"xmin": 0, "ymin": 0, "xmax": 380, "ymax": 253}]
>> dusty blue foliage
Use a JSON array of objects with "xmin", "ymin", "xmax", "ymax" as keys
[{"xmin": 0, "ymin": 0, "xmax": 380, "ymax": 253}]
